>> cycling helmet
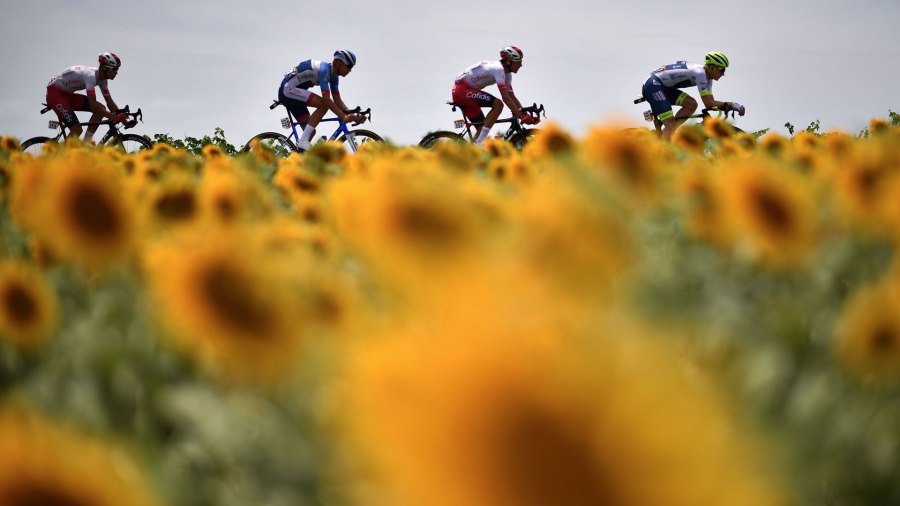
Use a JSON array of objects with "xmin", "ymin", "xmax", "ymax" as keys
[
  {"xmin": 333, "ymin": 50, "xmax": 357, "ymax": 68},
  {"xmin": 704, "ymin": 51, "xmax": 729, "ymax": 69},
  {"xmin": 98, "ymin": 52, "xmax": 121, "ymax": 69},
  {"xmin": 500, "ymin": 46, "xmax": 524, "ymax": 62}
]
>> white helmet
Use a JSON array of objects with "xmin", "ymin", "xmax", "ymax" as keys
[
  {"xmin": 500, "ymin": 46, "xmax": 523, "ymax": 62},
  {"xmin": 98, "ymin": 52, "xmax": 121, "ymax": 69}
]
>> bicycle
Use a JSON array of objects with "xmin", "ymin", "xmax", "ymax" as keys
[
  {"xmin": 241, "ymin": 100, "xmax": 383, "ymax": 158},
  {"xmin": 633, "ymin": 96, "xmax": 745, "ymax": 136},
  {"xmin": 418, "ymin": 102, "xmax": 546, "ymax": 149},
  {"xmin": 21, "ymin": 104, "xmax": 152, "ymax": 155}
]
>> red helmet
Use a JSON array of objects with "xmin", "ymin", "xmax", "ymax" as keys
[
  {"xmin": 98, "ymin": 52, "xmax": 121, "ymax": 69},
  {"xmin": 500, "ymin": 46, "xmax": 523, "ymax": 62}
]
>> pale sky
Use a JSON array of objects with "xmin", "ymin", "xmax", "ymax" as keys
[{"xmin": 2, "ymin": 0, "xmax": 898, "ymax": 146}]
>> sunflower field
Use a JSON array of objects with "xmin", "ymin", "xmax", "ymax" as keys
[{"xmin": 1, "ymin": 118, "xmax": 899, "ymax": 506}]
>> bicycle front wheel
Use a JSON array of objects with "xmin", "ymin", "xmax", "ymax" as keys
[
  {"xmin": 338, "ymin": 129, "xmax": 383, "ymax": 154},
  {"xmin": 20, "ymin": 136, "xmax": 55, "ymax": 156},
  {"xmin": 242, "ymin": 132, "xmax": 297, "ymax": 159},
  {"xmin": 106, "ymin": 133, "xmax": 153, "ymax": 153},
  {"xmin": 418, "ymin": 131, "xmax": 465, "ymax": 149}
]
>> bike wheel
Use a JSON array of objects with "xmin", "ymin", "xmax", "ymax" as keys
[
  {"xmin": 106, "ymin": 133, "xmax": 153, "ymax": 153},
  {"xmin": 338, "ymin": 129, "xmax": 383, "ymax": 154},
  {"xmin": 20, "ymin": 136, "xmax": 55, "ymax": 156},
  {"xmin": 508, "ymin": 128, "xmax": 537, "ymax": 149},
  {"xmin": 418, "ymin": 131, "xmax": 465, "ymax": 149},
  {"xmin": 241, "ymin": 132, "xmax": 297, "ymax": 158}
]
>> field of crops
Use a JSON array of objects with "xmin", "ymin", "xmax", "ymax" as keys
[{"xmin": 1, "ymin": 118, "xmax": 899, "ymax": 505}]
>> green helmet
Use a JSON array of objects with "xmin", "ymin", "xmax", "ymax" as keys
[{"xmin": 705, "ymin": 51, "xmax": 729, "ymax": 69}]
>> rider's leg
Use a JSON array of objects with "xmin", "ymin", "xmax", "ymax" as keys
[
  {"xmin": 672, "ymin": 94, "xmax": 697, "ymax": 131},
  {"xmin": 299, "ymin": 95, "xmax": 327, "ymax": 146},
  {"xmin": 477, "ymin": 101, "xmax": 504, "ymax": 145},
  {"xmin": 661, "ymin": 117, "xmax": 679, "ymax": 141},
  {"xmin": 84, "ymin": 105, "xmax": 107, "ymax": 142}
]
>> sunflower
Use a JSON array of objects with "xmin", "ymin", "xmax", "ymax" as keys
[
  {"xmin": 522, "ymin": 122, "xmax": 576, "ymax": 159},
  {"xmin": 759, "ymin": 133, "xmax": 788, "ymax": 157},
  {"xmin": 330, "ymin": 162, "xmax": 484, "ymax": 274},
  {"xmin": 835, "ymin": 281, "xmax": 900, "ymax": 383},
  {"xmin": 831, "ymin": 150, "xmax": 897, "ymax": 233},
  {"xmin": 678, "ymin": 161, "xmax": 731, "ymax": 246},
  {"xmin": 868, "ymin": 118, "xmax": 890, "ymax": 136},
  {"xmin": 201, "ymin": 143, "xmax": 224, "ymax": 158},
  {"xmin": 703, "ymin": 116, "xmax": 734, "ymax": 139},
  {"xmin": 338, "ymin": 316, "xmax": 784, "ymax": 506},
  {"xmin": 672, "ymin": 124, "xmax": 706, "ymax": 152},
  {"xmin": 582, "ymin": 126, "xmax": 660, "ymax": 200},
  {"xmin": 0, "ymin": 260, "xmax": 58, "ymax": 351},
  {"xmin": 0, "ymin": 408, "xmax": 161, "ymax": 506},
  {"xmin": 1, "ymin": 135, "xmax": 20, "ymax": 152},
  {"xmin": 720, "ymin": 158, "xmax": 818, "ymax": 266},
  {"xmin": 27, "ymin": 151, "xmax": 136, "ymax": 269},
  {"xmin": 139, "ymin": 174, "xmax": 199, "ymax": 231},
  {"xmin": 510, "ymin": 175, "xmax": 634, "ymax": 298},
  {"xmin": 144, "ymin": 230, "xmax": 309, "ymax": 385}
]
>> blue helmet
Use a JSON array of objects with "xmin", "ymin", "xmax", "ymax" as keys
[{"xmin": 333, "ymin": 50, "xmax": 357, "ymax": 68}]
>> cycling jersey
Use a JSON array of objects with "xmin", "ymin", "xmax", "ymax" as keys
[
  {"xmin": 454, "ymin": 61, "xmax": 513, "ymax": 92},
  {"xmin": 282, "ymin": 60, "xmax": 340, "ymax": 95},
  {"xmin": 650, "ymin": 61, "xmax": 712, "ymax": 96},
  {"xmin": 47, "ymin": 66, "xmax": 110, "ymax": 98}
]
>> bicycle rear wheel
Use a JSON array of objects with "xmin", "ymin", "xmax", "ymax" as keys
[
  {"xmin": 20, "ymin": 136, "xmax": 55, "ymax": 156},
  {"xmin": 106, "ymin": 133, "xmax": 153, "ymax": 153},
  {"xmin": 338, "ymin": 129, "xmax": 383, "ymax": 153},
  {"xmin": 418, "ymin": 131, "xmax": 465, "ymax": 149},
  {"xmin": 242, "ymin": 132, "xmax": 297, "ymax": 158}
]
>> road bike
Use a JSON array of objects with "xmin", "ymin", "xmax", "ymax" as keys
[
  {"xmin": 633, "ymin": 96, "xmax": 745, "ymax": 135},
  {"xmin": 21, "ymin": 104, "xmax": 152, "ymax": 155},
  {"xmin": 241, "ymin": 100, "xmax": 382, "ymax": 158},
  {"xmin": 418, "ymin": 102, "xmax": 546, "ymax": 149}
]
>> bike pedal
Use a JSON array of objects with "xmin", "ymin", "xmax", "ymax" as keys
[{"xmin": 643, "ymin": 110, "xmax": 654, "ymax": 122}]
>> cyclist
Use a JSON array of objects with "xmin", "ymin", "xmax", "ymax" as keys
[
  {"xmin": 640, "ymin": 51, "xmax": 746, "ymax": 141},
  {"xmin": 451, "ymin": 46, "xmax": 538, "ymax": 146},
  {"xmin": 279, "ymin": 50, "xmax": 366, "ymax": 151},
  {"xmin": 45, "ymin": 52, "xmax": 128, "ymax": 143}
]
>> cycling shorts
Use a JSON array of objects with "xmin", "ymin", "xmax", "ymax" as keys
[
  {"xmin": 279, "ymin": 75, "xmax": 314, "ymax": 123},
  {"xmin": 641, "ymin": 76, "xmax": 689, "ymax": 121},
  {"xmin": 46, "ymin": 86, "xmax": 90, "ymax": 126},
  {"xmin": 451, "ymin": 83, "xmax": 497, "ymax": 124}
]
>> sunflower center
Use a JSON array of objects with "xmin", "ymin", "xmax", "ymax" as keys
[
  {"xmin": 2, "ymin": 283, "xmax": 38, "ymax": 325},
  {"xmin": 154, "ymin": 190, "xmax": 196, "ymax": 221},
  {"xmin": 394, "ymin": 201, "xmax": 462, "ymax": 249},
  {"xmin": 6, "ymin": 486, "xmax": 91, "ymax": 506},
  {"xmin": 201, "ymin": 263, "xmax": 274, "ymax": 336},
  {"xmin": 496, "ymin": 403, "xmax": 615, "ymax": 506},
  {"xmin": 67, "ymin": 182, "xmax": 122, "ymax": 241},
  {"xmin": 752, "ymin": 188, "xmax": 793, "ymax": 235},
  {"xmin": 871, "ymin": 325, "xmax": 897, "ymax": 353}
]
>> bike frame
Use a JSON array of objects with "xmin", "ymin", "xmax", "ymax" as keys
[
  {"xmin": 39, "ymin": 105, "xmax": 142, "ymax": 144},
  {"xmin": 282, "ymin": 106, "xmax": 360, "ymax": 152},
  {"xmin": 447, "ymin": 102, "xmax": 534, "ymax": 142}
]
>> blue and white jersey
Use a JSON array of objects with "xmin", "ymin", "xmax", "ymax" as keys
[
  {"xmin": 650, "ymin": 61, "xmax": 712, "ymax": 96},
  {"xmin": 283, "ymin": 59, "xmax": 340, "ymax": 94}
]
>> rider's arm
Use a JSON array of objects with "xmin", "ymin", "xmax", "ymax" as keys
[
  {"xmin": 321, "ymin": 92, "xmax": 352, "ymax": 122},
  {"xmin": 499, "ymin": 88, "xmax": 523, "ymax": 117},
  {"xmin": 99, "ymin": 81, "xmax": 119, "ymax": 114},
  {"xmin": 701, "ymin": 95, "xmax": 746, "ymax": 115}
]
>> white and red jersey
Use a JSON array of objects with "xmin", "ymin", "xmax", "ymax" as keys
[
  {"xmin": 47, "ymin": 66, "xmax": 110, "ymax": 98},
  {"xmin": 454, "ymin": 61, "xmax": 513, "ymax": 92}
]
